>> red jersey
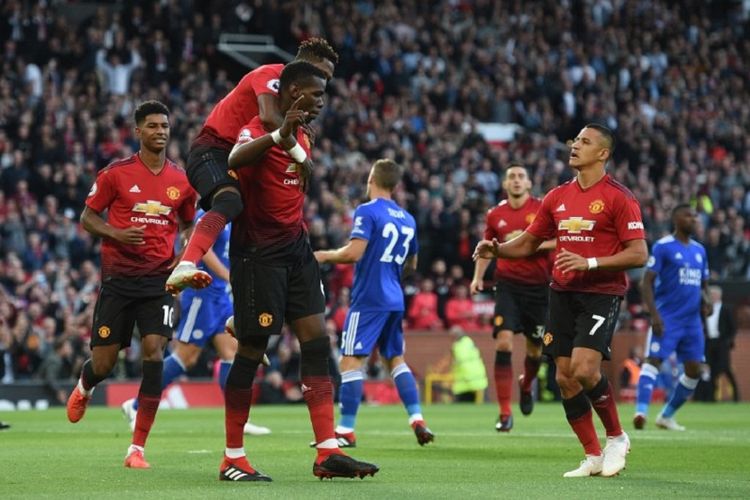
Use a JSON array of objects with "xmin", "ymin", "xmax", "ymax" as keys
[
  {"xmin": 526, "ymin": 174, "xmax": 645, "ymax": 296},
  {"xmin": 85, "ymin": 154, "xmax": 197, "ymax": 280},
  {"xmin": 194, "ymin": 64, "xmax": 283, "ymax": 150},
  {"xmin": 231, "ymin": 117, "xmax": 312, "ymax": 255},
  {"xmin": 484, "ymin": 196, "xmax": 551, "ymax": 285}
]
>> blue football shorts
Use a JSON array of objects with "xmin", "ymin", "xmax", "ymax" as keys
[
  {"xmin": 341, "ymin": 310, "xmax": 405, "ymax": 359},
  {"xmin": 645, "ymin": 316, "xmax": 705, "ymax": 363},
  {"xmin": 175, "ymin": 289, "xmax": 233, "ymax": 348}
]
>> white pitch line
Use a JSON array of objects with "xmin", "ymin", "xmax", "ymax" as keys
[{"xmin": 274, "ymin": 429, "xmax": 748, "ymax": 443}]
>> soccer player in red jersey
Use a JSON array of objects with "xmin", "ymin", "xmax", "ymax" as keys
[
  {"xmin": 66, "ymin": 101, "xmax": 198, "ymax": 469},
  {"xmin": 470, "ymin": 164, "xmax": 554, "ymax": 432},
  {"xmin": 214, "ymin": 61, "xmax": 378, "ymax": 482},
  {"xmin": 474, "ymin": 124, "xmax": 648, "ymax": 478},
  {"xmin": 166, "ymin": 38, "xmax": 338, "ymax": 294}
]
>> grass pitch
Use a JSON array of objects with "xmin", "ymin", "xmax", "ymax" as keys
[{"xmin": 2, "ymin": 402, "xmax": 749, "ymax": 499}]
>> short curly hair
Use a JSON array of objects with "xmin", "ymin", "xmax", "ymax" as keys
[
  {"xmin": 134, "ymin": 100, "xmax": 169, "ymax": 126},
  {"xmin": 296, "ymin": 37, "xmax": 339, "ymax": 64}
]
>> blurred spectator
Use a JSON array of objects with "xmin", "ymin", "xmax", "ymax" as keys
[
  {"xmin": 620, "ymin": 347, "xmax": 642, "ymax": 390},
  {"xmin": 35, "ymin": 337, "xmax": 79, "ymax": 404},
  {"xmin": 407, "ymin": 278, "xmax": 442, "ymax": 330},
  {"xmin": 702, "ymin": 285, "xmax": 739, "ymax": 401},
  {"xmin": 329, "ymin": 287, "xmax": 350, "ymax": 335},
  {"xmin": 444, "ymin": 284, "xmax": 482, "ymax": 332},
  {"xmin": 1, "ymin": 0, "xmax": 750, "ymax": 382},
  {"xmin": 448, "ymin": 326, "xmax": 488, "ymax": 402}
]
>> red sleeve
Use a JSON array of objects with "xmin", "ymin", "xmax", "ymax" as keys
[
  {"xmin": 85, "ymin": 169, "xmax": 117, "ymax": 213},
  {"xmin": 483, "ymin": 209, "xmax": 496, "ymax": 240},
  {"xmin": 247, "ymin": 65, "xmax": 281, "ymax": 97},
  {"xmin": 614, "ymin": 194, "xmax": 646, "ymax": 242},
  {"xmin": 526, "ymin": 190, "xmax": 557, "ymax": 240},
  {"xmin": 178, "ymin": 187, "xmax": 198, "ymax": 224},
  {"xmin": 235, "ymin": 119, "xmax": 263, "ymax": 145}
]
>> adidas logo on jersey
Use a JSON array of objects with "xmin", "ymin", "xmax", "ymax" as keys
[
  {"xmin": 556, "ymin": 203, "xmax": 566, "ymax": 212},
  {"xmin": 497, "ymin": 219, "xmax": 508, "ymax": 228},
  {"xmin": 129, "ymin": 185, "xmax": 141, "ymax": 193}
]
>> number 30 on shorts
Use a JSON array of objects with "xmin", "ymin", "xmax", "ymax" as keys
[{"xmin": 162, "ymin": 305, "xmax": 174, "ymax": 328}]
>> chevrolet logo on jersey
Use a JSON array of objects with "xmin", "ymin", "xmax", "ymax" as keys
[
  {"xmin": 558, "ymin": 217, "xmax": 595, "ymax": 234},
  {"xmin": 132, "ymin": 200, "xmax": 172, "ymax": 216}
]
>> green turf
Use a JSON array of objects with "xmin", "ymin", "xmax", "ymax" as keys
[{"xmin": 1, "ymin": 402, "xmax": 749, "ymax": 499}]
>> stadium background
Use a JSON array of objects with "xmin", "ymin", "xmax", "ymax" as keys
[{"xmin": 1, "ymin": 0, "xmax": 749, "ymax": 407}]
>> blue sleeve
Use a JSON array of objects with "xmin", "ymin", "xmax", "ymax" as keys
[
  {"xmin": 350, "ymin": 205, "xmax": 374, "ymax": 241},
  {"xmin": 647, "ymin": 243, "xmax": 663, "ymax": 274}
]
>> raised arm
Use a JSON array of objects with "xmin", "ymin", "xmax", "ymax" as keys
[
  {"xmin": 95, "ymin": 48, "xmax": 111, "ymax": 71},
  {"xmin": 228, "ymin": 96, "xmax": 308, "ymax": 170},
  {"xmin": 473, "ymin": 230, "xmax": 545, "ymax": 261}
]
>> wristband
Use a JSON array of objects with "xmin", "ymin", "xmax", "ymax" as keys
[
  {"xmin": 288, "ymin": 143, "xmax": 308, "ymax": 163},
  {"xmin": 587, "ymin": 257, "xmax": 598, "ymax": 270},
  {"xmin": 270, "ymin": 129, "xmax": 282, "ymax": 144}
]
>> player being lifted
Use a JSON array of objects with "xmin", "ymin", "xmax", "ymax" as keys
[
  {"xmin": 165, "ymin": 38, "xmax": 337, "ymax": 293},
  {"xmin": 315, "ymin": 159, "xmax": 434, "ymax": 448},
  {"xmin": 634, "ymin": 204, "xmax": 709, "ymax": 431},
  {"xmin": 122, "ymin": 209, "xmax": 270, "ymax": 436},
  {"xmin": 471, "ymin": 163, "xmax": 554, "ymax": 432},
  {"xmin": 474, "ymin": 124, "xmax": 647, "ymax": 478},
  {"xmin": 66, "ymin": 101, "xmax": 197, "ymax": 469},
  {"xmin": 217, "ymin": 61, "xmax": 378, "ymax": 482}
]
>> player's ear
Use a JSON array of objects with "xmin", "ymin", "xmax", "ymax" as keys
[
  {"xmin": 289, "ymin": 83, "xmax": 303, "ymax": 101},
  {"xmin": 599, "ymin": 146, "xmax": 610, "ymax": 161}
]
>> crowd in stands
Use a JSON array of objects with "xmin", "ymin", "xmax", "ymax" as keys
[{"xmin": 1, "ymin": 0, "xmax": 749, "ymax": 383}]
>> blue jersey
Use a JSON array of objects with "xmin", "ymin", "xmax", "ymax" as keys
[
  {"xmin": 349, "ymin": 198, "xmax": 418, "ymax": 311},
  {"xmin": 647, "ymin": 235, "xmax": 708, "ymax": 323},
  {"xmin": 195, "ymin": 209, "xmax": 231, "ymax": 296}
]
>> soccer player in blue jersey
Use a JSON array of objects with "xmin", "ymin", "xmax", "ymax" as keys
[
  {"xmin": 315, "ymin": 159, "xmax": 434, "ymax": 447},
  {"xmin": 634, "ymin": 204, "xmax": 709, "ymax": 431},
  {"xmin": 122, "ymin": 210, "xmax": 270, "ymax": 436}
]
